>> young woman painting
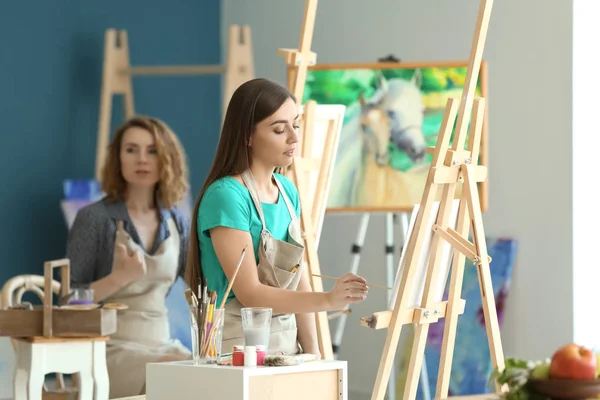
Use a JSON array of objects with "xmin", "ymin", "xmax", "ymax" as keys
[{"xmin": 186, "ymin": 78, "xmax": 369, "ymax": 358}]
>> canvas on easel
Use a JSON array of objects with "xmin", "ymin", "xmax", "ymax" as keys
[
  {"xmin": 387, "ymin": 199, "xmax": 462, "ymax": 312},
  {"xmin": 360, "ymin": 0, "xmax": 506, "ymax": 399},
  {"xmin": 295, "ymin": 60, "xmax": 489, "ymax": 214},
  {"xmin": 296, "ymin": 102, "xmax": 345, "ymax": 247}
]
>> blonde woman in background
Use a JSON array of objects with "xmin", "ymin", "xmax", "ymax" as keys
[{"xmin": 67, "ymin": 116, "xmax": 191, "ymax": 397}]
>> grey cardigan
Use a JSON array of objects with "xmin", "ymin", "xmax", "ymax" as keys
[{"xmin": 66, "ymin": 197, "xmax": 190, "ymax": 289}]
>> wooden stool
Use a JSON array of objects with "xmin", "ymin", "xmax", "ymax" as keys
[{"xmin": 13, "ymin": 336, "xmax": 109, "ymax": 400}]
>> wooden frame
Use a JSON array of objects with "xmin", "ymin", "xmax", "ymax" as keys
[
  {"xmin": 94, "ymin": 25, "xmax": 254, "ymax": 181},
  {"xmin": 290, "ymin": 60, "xmax": 489, "ymax": 214},
  {"xmin": 360, "ymin": 0, "xmax": 505, "ymax": 399}
]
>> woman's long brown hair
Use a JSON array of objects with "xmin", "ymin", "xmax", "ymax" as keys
[{"xmin": 185, "ymin": 78, "xmax": 296, "ymax": 298}]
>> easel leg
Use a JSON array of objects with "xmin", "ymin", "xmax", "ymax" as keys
[
  {"xmin": 435, "ymin": 189, "xmax": 470, "ymax": 399},
  {"xmin": 332, "ymin": 213, "xmax": 370, "ymax": 357},
  {"xmin": 385, "ymin": 213, "xmax": 395, "ymax": 306},
  {"xmin": 95, "ymin": 29, "xmax": 134, "ymax": 181},
  {"xmin": 393, "ymin": 212, "xmax": 433, "ymax": 400},
  {"xmin": 385, "ymin": 213, "xmax": 396, "ymax": 400},
  {"xmin": 463, "ymin": 165, "xmax": 505, "ymax": 393}
]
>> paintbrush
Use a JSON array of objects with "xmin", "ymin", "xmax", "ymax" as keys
[
  {"xmin": 184, "ymin": 288, "xmax": 198, "ymax": 308},
  {"xmin": 183, "ymin": 289, "xmax": 199, "ymax": 324},
  {"xmin": 327, "ymin": 308, "xmax": 351, "ymax": 320},
  {"xmin": 197, "ymin": 279, "xmax": 202, "ymax": 331},
  {"xmin": 204, "ymin": 291, "xmax": 216, "ymax": 347},
  {"xmin": 263, "ymin": 353, "xmax": 319, "ymax": 366},
  {"xmin": 312, "ymin": 274, "xmax": 391, "ymax": 290},
  {"xmin": 201, "ymin": 245, "xmax": 248, "ymax": 357},
  {"xmin": 199, "ymin": 294, "xmax": 209, "ymax": 355},
  {"xmin": 218, "ymin": 245, "xmax": 247, "ymax": 310}
]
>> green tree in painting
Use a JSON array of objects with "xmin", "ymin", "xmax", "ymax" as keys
[{"xmin": 303, "ymin": 69, "xmax": 377, "ymax": 105}]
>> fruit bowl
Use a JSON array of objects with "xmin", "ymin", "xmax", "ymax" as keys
[{"xmin": 528, "ymin": 377, "xmax": 600, "ymax": 400}]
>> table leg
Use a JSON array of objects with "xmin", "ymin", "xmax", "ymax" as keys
[
  {"xmin": 92, "ymin": 341, "xmax": 109, "ymax": 400},
  {"xmin": 26, "ymin": 345, "xmax": 44, "ymax": 400},
  {"xmin": 13, "ymin": 341, "xmax": 30, "ymax": 400}
]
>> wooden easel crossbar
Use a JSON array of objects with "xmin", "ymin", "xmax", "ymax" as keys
[
  {"xmin": 360, "ymin": 0, "xmax": 506, "ymax": 399},
  {"xmin": 95, "ymin": 25, "xmax": 254, "ymax": 180}
]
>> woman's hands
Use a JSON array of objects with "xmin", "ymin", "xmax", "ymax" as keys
[
  {"xmin": 90, "ymin": 244, "xmax": 146, "ymax": 303},
  {"xmin": 325, "ymin": 273, "xmax": 368, "ymax": 310},
  {"xmin": 112, "ymin": 243, "xmax": 147, "ymax": 285}
]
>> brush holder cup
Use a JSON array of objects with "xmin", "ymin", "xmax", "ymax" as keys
[{"xmin": 190, "ymin": 306, "xmax": 225, "ymax": 365}]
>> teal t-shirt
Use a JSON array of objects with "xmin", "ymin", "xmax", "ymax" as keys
[{"xmin": 197, "ymin": 173, "xmax": 301, "ymax": 305}]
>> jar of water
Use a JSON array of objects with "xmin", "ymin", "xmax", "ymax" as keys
[{"xmin": 241, "ymin": 307, "xmax": 272, "ymax": 349}]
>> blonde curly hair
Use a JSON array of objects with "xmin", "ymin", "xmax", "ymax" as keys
[{"xmin": 101, "ymin": 115, "xmax": 189, "ymax": 208}]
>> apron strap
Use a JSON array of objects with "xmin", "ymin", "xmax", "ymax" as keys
[
  {"xmin": 273, "ymin": 176, "xmax": 298, "ymax": 223},
  {"xmin": 241, "ymin": 170, "xmax": 268, "ymax": 232}
]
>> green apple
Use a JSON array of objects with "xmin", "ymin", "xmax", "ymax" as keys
[
  {"xmin": 531, "ymin": 362, "xmax": 550, "ymax": 379},
  {"xmin": 596, "ymin": 353, "xmax": 600, "ymax": 378}
]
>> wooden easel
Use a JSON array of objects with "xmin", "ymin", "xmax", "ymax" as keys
[
  {"xmin": 277, "ymin": 0, "xmax": 340, "ymax": 360},
  {"xmin": 278, "ymin": 0, "xmax": 318, "ymax": 104},
  {"xmin": 361, "ymin": 0, "xmax": 505, "ymax": 399},
  {"xmin": 278, "ymin": 0, "xmax": 318, "ymax": 163},
  {"xmin": 95, "ymin": 25, "xmax": 254, "ymax": 180},
  {"xmin": 285, "ymin": 104, "xmax": 343, "ymax": 361}
]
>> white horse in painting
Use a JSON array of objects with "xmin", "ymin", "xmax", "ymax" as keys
[
  {"xmin": 352, "ymin": 71, "xmax": 429, "ymax": 208},
  {"xmin": 360, "ymin": 71, "xmax": 427, "ymax": 166},
  {"xmin": 327, "ymin": 70, "xmax": 430, "ymax": 209}
]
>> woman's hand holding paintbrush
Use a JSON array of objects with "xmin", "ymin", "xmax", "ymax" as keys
[{"xmin": 311, "ymin": 272, "xmax": 378, "ymax": 309}]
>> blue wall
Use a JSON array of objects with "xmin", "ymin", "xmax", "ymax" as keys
[{"xmin": 0, "ymin": 1, "xmax": 221, "ymax": 286}]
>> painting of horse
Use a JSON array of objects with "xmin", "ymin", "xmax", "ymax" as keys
[{"xmin": 297, "ymin": 61, "xmax": 488, "ymax": 213}]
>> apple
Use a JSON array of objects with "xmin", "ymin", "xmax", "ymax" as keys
[
  {"xmin": 596, "ymin": 353, "xmax": 600, "ymax": 378},
  {"xmin": 549, "ymin": 343, "xmax": 598, "ymax": 380}
]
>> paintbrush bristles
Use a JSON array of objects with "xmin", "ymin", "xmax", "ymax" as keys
[
  {"xmin": 263, "ymin": 353, "xmax": 318, "ymax": 366},
  {"xmin": 184, "ymin": 289, "xmax": 198, "ymax": 308}
]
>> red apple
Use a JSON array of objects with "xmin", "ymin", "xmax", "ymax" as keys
[{"xmin": 549, "ymin": 343, "xmax": 598, "ymax": 380}]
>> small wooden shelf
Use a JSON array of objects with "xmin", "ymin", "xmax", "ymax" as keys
[{"xmin": 0, "ymin": 306, "xmax": 117, "ymax": 338}]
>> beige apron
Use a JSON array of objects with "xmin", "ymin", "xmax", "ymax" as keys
[
  {"xmin": 221, "ymin": 170, "xmax": 305, "ymax": 356},
  {"xmin": 105, "ymin": 218, "xmax": 191, "ymax": 398}
]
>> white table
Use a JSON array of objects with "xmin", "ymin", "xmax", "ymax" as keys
[
  {"xmin": 146, "ymin": 359, "xmax": 347, "ymax": 400},
  {"xmin": 13, "ymin": 336, "xmax": 108, "ymax": 400}
]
